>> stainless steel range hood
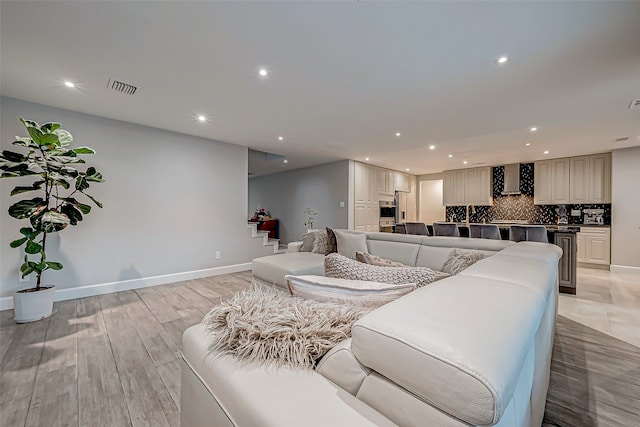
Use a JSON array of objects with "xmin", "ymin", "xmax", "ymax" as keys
[{"xmin": 501, "ymin": 163, "xmax": 521, "ymax": 195}]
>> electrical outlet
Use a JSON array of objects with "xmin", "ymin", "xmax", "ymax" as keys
[{"xmin": 215, "ymin": 251, "xmax": 221, "ymax": 260}]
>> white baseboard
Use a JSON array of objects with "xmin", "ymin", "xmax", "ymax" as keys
[
  {"xmin": 610, "ymin": 264, "xmax": 640, "ymax": 274},
  {"xmin": 0, "ymin": 263, "xmax": 252, "ymax": 311}
]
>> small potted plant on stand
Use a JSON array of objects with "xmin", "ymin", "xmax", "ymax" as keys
[
  {"xmin": 0, "ymin": 118, "xmax": 104, "ymax": 323},
  {"xmin": 304, "ymin": 208, "xmax": 319, "ymax": 232}
]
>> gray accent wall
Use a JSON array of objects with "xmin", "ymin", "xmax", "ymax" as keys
[
  {"xmin": 611, "ymin": 146, "xmax": 640, "ymax": 269},
  {"xmin": 248, "ymin": 161, "xmax": 349, "ymax": 243},
  {"xmin": 0, "ymin": 97, "xmax": 270, "ymax": 299}
]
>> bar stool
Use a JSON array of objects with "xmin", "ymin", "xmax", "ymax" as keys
[
  {"xmin": 509, "ymin": 225, "xmax": 548, "ymax": 243},
  {"xmin": 405, "ymin": 222, "xmax": 430, "ymax": 236},
  {"xmin": 469, "ymin": 224, "xmax": 502, "ymax": 240},
  {"xmin": 433, "ymin": 222, "xmax": 460, "ymax": 237}
]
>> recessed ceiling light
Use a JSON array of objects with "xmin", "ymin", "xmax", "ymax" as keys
[
  {"xmin": 448, "ymin": 154, "xmax": 453, "ymax": 158},
  {"xmin": 365, "ymin": 157, "xmax": 370, "ymax": 161},
  {"xmin": 64, "ymin": 81, "xmax": 75, "ymax": 88},
  {"xmin": 395, "ymin": 132, "xmax": 401, "ymax": 137},
  {"xmin": 496, "ymin": 55, "xmax": 510, "ymax": 65},
  {"xmin": 530, "ymin": 127, "xmax": 538, "ymax": 132},
  {"xmin": 463, "ymin": 161, "xmax": 468, "ymax": 164},
  {"xmin": 429, "ymin": 145, "xmax": 436, "ymax": 150},
  {"xmin": 197, "ymin": 115, "xmax": 207, "ymax": 122},
  {"xmin": 525, "ymin": 142, "xmax": 531, "ymax": 146},
  {"xmin": 258, "ymin": 68, "xmax": 268, "ymax": 77},
  {"xmin": 283, "ymin": 159, "xmax": 288, "ymax": 163},
  {"xmin": 544, "ymin": 150, "xmax": 549, "ymax": 154},
  {"xmin": 278, "ymin": 136, "xmax": 284, "ymax": 141},
  {"xmin": 406, "ymin": 168, "xmax": 410, "ymax": 172}
]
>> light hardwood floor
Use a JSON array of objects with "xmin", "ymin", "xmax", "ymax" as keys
[{"xmin": 0, "ymin": 269, "xmax": 638, "ymax": 427}]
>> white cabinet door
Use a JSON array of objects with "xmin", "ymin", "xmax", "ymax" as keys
[
  {"xmin": 534, "ymin": 160, "xmax": 552, "ymax": 205},
  {"xmin": 367, "ymin": 165, "xmax": 379, "ymax": 204},
  {"xmin": 354, "ymin": 162, "xmax": 367, "ymax": 204},
  {"xmin": 464, "ymin": 168, "xmax": 479, "ymax": 204},
  {"xmin": 476, "ymin": 167, "xmax": 493, "ymax": 205},
  {"xmin": 395, "ymin": 172, "xmax": 410, "ymax": 192},
  {"xmin": 551, "ymin": 158, "xmax": 570, "ymax": 204},
  {"xmin": 576, "ymin": 234, "xmax": 586, "ymax": 263},
  {"xmin": 443, "ymin": 171, "xmax": 455, "ymax": 206},
  {"xmin": 354, "ymin": 203, "xmax": 367, "ymax": 231},
  {"xmin": 407, "ymin": 175, "xmax": 417, "ymax": 222},
  {"xmin": 589, "ymin": 153, "xmax": 611, "ymax": 203},
  {"xmin": 453, "ymin": 170, "xmax": 466, "ymax": 206},
  {"xmin": 570, "ymin": 156, "xmax": 590, "ymax": 204},
  {"xmin": 387, "ymin": 171, "xmax": 395, "ymax": 194},
  {"xmin": 585, "ymin": 235, "xmax": 611, "ymax": 264},
  {"xmin": 366, "ymin": 203, "xmax": 379, "ymax": 232}
]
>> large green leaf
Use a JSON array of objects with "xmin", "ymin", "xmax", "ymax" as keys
[
  {"xmin": 20, "ymin": 118, "xmax": 38, "ymax": 128},
  {"xmin": 10, "ymin": 237, "xmax": 27, "ymax": 248},
  {"xmin": 53, "ymin": 129, "xmax": 73, "ymax": 147},
  {"xmin": 25, "ymin": 126, "xmax": 45, "ymax": 145},
  {"xmin": 19, "ymin": 227, "xmax": 39, "ymax": 239},
  {"xmin": 75, "ymin": 175, "xmax": 89, "ymax": 191},
  {"xmin": 0, "ymin": 150, "xmax": 27, "ymax": 163},
  {"xmin": 54, "ymin": 179, "xmax": 70, "ymax": 190},
  {"xmin": 25, "ymin": 240, "xmax": 43, "ymax": 254},
  {"xmin": 38, "ymin": 133, "xmax": 60, "ymax": 147},
  {"xmin": 72, "ymin": 147, "xmax": 95, "ymax": 155},
  {"xmin": 10, "ymin": 180, "xmax": 45, "ymax": 196},
  {"xmin": 41, "ymin": 122, "xmax": 61, "ymax": 133},
  {"xmin": 8, "ymin": 198, "xmax": 46, "ymax": 219},
  {"xmin": 85, "ymin": 167, "xmax": 104, "ymax": 183},
  {"xmin": 39, "ymin": 209, "xmax": 70, "ymax": 233},
  {"xmin": 46, "ymin": 261, "xmax": 63, "ymax": 270},
  {"xmin": 60, "ymin": 204, "xmax": 83, "ymax": 226}
]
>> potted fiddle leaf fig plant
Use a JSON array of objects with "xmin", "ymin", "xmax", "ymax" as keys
[{"xmin": 0, "ymin": 118, "xmax": 105, "ymax": 323}]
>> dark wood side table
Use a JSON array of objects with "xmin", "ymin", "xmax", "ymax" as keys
[{"xmin": 251, "ymin": 219, "xmax": 279, "ymax": 239}]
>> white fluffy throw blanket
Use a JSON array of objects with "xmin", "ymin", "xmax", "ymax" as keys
[{"xmin": 204, "ymin": 285, "xmax": 372, "ymax": 369}]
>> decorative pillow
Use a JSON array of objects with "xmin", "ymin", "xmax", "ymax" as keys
[
  {"xmin": 300, "ymin": 231, "xmax": 317, "ymax": 252},
  {"xmin": 433, "ymin": 270, "xmax": 451, "ymax": 281},
  {"xmin": 441, "ymin": 249, "xmax": 489, "ymax": 275},
  {"xmin": 311, "ymin": 230, "xmax": 329, "ymax": 254},
  {"xmin": 355, "ymin": 251, "xmax": 406, "ymax": 267},
  {"xmin": 286, "ymin": 274, "xmax": 416, "ymax": 307},
  {"xmin": 334, "ymin": 230, "xmax": 368, "ymax": 259},
  {"xmin": 325, "ymin": 227, "xmax": 338, "ymax": 254},
  {"xmin": 325, "ymin": 253, "xmax": 436, "ymax": 288},
  {"xmin": 204, "ymin": 284, "xmax": 371, "ymax": 369}
]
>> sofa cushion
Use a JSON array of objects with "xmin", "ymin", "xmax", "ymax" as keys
[
  {"xmin": 325, "ymin": 253, "xmax": 435, "ymax": 288},
  {"xmin": 351, "ymin": 275, "xmax": 549, "ymax": 426},
  {"xmin": 356, "ymin": 251, "xmax": 406, "ymax": 267},
  {"xmin": 335, "ymin": 229, "xmax": 369, "ymax": 259},
  {"xmin": 253, "ymin": 252, "xmax": 325, "ymax": 288},
  {"xmin": 441, "ymin": 249, "xmax": 489, "ymax": 275},
  {"xmin": 366, "ymin": 239, "xmax": 420, "ymax": 266},
  {"xmin": 286, "ymin": 275, "xmax": 416, "ymax": 307},
  {"xmin": 315, "ymin": 338, "xmax": 371, "ymax": 395}
]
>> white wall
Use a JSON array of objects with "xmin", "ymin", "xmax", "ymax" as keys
[
  {"xmin": 248, "ymin": 161, "xmax": 349, "ymax": 243},
  {"xmin": 611, "ymin": 146, "xmax": 640, "ymax": 271},
  {"xmin": 1, "ymin": 97, "xmax": 273, "ymax": 303}
]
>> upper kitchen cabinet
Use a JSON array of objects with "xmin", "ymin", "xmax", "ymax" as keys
[
  {"xmin": 395, "ymin": 172, "xmax": 410, "ymax": 192},
  {"xmin": 378, "ymin": 168, "xmax": 395, "ymax": 196},
  {"xmin": 534, "ymin": 158, "xmax": 570, "ymax": 205},
  {"xmin": 570, "ymin": 156, "xmax": 590, "ymax": 204},
  {"xmin": 443, "ymin": 167, "xmax": 492, "ymax": 206},
  {"xmin": 354, "ymin": 162, "xmax": 379, "ymax": 204},
  {"xmin": 588, "ymin": 153, "xmax": 611, "ymax": 203}
]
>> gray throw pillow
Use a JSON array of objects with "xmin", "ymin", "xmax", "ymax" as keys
[
  {"xmin": 334, "ymin": 230, "xmax": 368, "ymax": 259},
  {"xmin": 312, "ymin": 230, "xmax": 330, "ymax": 254},
  {"xmin": 441, "ymin": 249, "xmax": 489, "ymax": 275},
  {"xmin": 300, "ymin": 232, "xmax": 317, "ymax": 252}
]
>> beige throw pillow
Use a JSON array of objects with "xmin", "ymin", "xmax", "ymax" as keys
[
  {"xmin": 355, "ymin": 251, "xmax": 406, "ymax": 267},
  {"xmin": 286, "ymin": 275, "xmax": 416, "ymax": 308},
  {"xmin": 311, "ymin": 230, "xmax": 330, "ymax": 254},
  {"xmin": 441, "ymin": 249, "xmax": 489, "ymax": 275},
  {"xmin": 334, "ymin": 230, "xmax": 368, "ymax": 259}
]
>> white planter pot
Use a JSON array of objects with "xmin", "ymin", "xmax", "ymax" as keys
[{"xmin": 13, "ymin": 286, "xmax": 56, "ymax": 323}]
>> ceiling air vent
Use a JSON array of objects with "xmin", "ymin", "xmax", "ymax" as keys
[
  {"xmin": 629, "ymin": 99, "xmax": 640, "ymax": 110},
  {"xmin": 614, "ymin": 137, "xmax": 630, "ymax": 143},
  {"xmin": 107, "ymin": 78, "xmax": 138, "ymax": 95}
]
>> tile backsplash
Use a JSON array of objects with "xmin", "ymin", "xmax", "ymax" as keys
[{"xmin": 445, "ymin": 164, "xmax": 612, "ymax": 225}]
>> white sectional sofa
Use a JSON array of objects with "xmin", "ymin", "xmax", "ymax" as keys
[{"xmin": 181, "ymin": 231, "xmax": 562, "ymax": 427}]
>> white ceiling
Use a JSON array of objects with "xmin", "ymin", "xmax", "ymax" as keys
[{"xmin": 2, "ymin": 1, "xmax": 639, "ymax": 176}]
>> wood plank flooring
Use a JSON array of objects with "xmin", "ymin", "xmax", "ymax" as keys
[{"xmin": 1, "ymin": 269, "xmax": 638, "ymax": 427}]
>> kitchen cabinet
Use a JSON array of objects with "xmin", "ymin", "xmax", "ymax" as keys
[
  {"xmin": 395, "ymin": 172, "xmax": 410, "ymax": 192},
  {"xmin": 534, "ymin": 158, "xmax": 570, "ymax": 205},
  {"xmin": 354, "ymin": 162, "xmax": 378, "ymax": 204},
  {"xmin": 570, "ymin": 153, "xmax": 611, "ymax": 203},
  {"xmin": 554, "ymin": 232, "xmax": 577, "ymax": 294},
  {"xmin": 354, "ymin": 203, "xmax": 379, "ymax": 232},
  {"xmin": 577, "ymin": 227, "xmax": 610, "ymax": 266},
  {"xmin": 406, "ymin": 175, "xmax": 417, "ymax": 222},
  {"xmin": 377, "ymin": 169, "xmax": 395, "ymax": 196},
  {"xmin": 443, "ymin": 167, "xmax": 492, "ymax": 206}
]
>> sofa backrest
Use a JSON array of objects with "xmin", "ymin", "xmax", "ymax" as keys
[{"xmin": 337, "ymin": 231, "xmax": 515, "ymax": 271}]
